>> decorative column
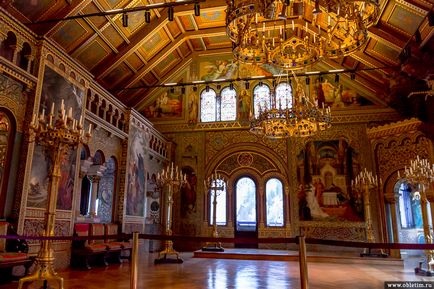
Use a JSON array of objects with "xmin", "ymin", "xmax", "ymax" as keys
[
  {"xmin": 87, "ymin": 164, "xmax": 106, "ymax": 218},
  {"xmin": 384, "ymin": 192, "xmax": 400, "ymax": 258},
  {"xmin": 202, "ymin": 171, "xmax": 226, "ymax": 252},
  {"xmin": 18, "ymin": 100, "xmax": 92, "ymax": 289},
  {"xmin": 352, "ymin": 168, "xmax": 388, "ymax": 257},
  {"xmin": 402, "ymin": 156, "xmax": 434, "ymax": 276},
  {"xmin": 154, "ymin": 162, "xmax": 186, "ymax": 264}
]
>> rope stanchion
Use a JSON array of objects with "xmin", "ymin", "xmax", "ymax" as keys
[
  {"xmin": 298, "ymin": 236, "xmax": 309, "ymax": 289},
  {"xmin": 130, "ymin": 232, "xmax": 139, "ymax": 289}
]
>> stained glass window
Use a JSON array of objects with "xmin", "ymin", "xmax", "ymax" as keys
[
  {"xmin": 275, "ymin": 82, "xmax": 292, "ymax": 109},
  {"xmin": 200, "ymin": 88, "xmax": 217, "ymax": 122},
  {"xmin": 200, "ymin": 87, "xmax": 237, "ymax": 122},
  {"xmin": 266, "ymin": 178, "xmax": 284, "ymax": 227},
  {"xmin": 253, "ymin": 83, "xmax": 271, "ymax": 118},
  {"xmin": 236, "ymin": 177, "xmax": 256, "ymax": 231},
  {"xmin": 398, "ymin": 182, "xmax": 422, "ymax": 229},
  {"xmin": 209, "ymin": 178, "xmax": 227, "ymax": 226},
  {"xmin": 220, "ymin": 87, "xmax": 237, "ymax": 121}
]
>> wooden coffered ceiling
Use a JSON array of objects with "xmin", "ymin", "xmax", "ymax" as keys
[{"xmin": 2, "ymin": 0, "xmax": 434, "ymax": 123}]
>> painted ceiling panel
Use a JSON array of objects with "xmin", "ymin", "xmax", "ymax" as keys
[
  {"xmin": 126, "ymin": 53, "xmax": 145, "ymax": 71},
  {"xmin": 140, "ymin": 30, "xmax": 171, "ymax": 61},
  {"xmin": 387, "ymin": 4, "xmax": 424, "ymax": 35},
  {"xmin": 142, "ymin": 72, "xmax": 159, "ymax": 86},
  {"xmin": 117, "ymin": 10, "xmax": 149, "ymax": 36},
  {"xmin": 178, "ymin": 42, "xmax": 192, "ymax": 58},
  {"xmin": 342, "ymin": 57, "xmax": 358, "ymax": 69},
  {"xmin": 371, "ymin": 41, "xmax": 400, "ymax": 63},
  {"xmin": 83, "ymin": 2, "xmax": 107, "ymax": 29},
  {"xmin": 12, "ymin": 0, "xmax": 57, "ymax": 21},
  {"xmin": 76, "ymin": 38, "xmax": 111, "ymax": 70},
  {"xmin": 105, "ymin": 0, "xmax": 124, "ymax": 9},
  {"xmin": 101, "ymin": 25, "xmax": 125, "ymax": 49},
  {"xmin": 189, "ymin": 38, "xmax": 204, "ymax": 51},
  {"xmin": 153, "ymin": 51, "xmax": 182, "ymax": 77},
  {"xmin": 178, "ymin": 15, "xmax": 196, "ymax": 31},
  {"xmin": 52, "ymin": 20, "xmax": 93, "ymax": 52},
  {"xmin": 203, "ymin": 36, "xmax": 232, "ymax": 49},
  {"xmin": 102, "ymin": 62, "xmax": 134, "ymax": 88},
  {"xmin": 167, "ymin": 21, "xmax": 182, "ymax": 39},
  {"xmin": 194, "ymin": 10, "xmax": 226, "ymax": 29}
]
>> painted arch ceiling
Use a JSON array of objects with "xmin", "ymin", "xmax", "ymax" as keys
[{"xmin": 2, "ymin": 0, "xmax": 434, "ymax": 125}]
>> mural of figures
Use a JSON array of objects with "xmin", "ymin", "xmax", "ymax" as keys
[
  {"xmin": 126, "ymin": 125, "xmax": 146, "ymax": 216},
  {"xmin": 145, "ymin": 173, "xmax": 160, "ymax": 224},
  {"xmin": 180, "ymin": 166, "xmax": 197, "ymax": 217},
  {"xmin": 188, "ymin": 90, "xmax": 198, "ymax": 124},
  {"xmin": 143, "ymin": 88, "xmax": 183, "ymax": 119},
  {"xmin": 238, "ymin": 89, "xmax": 251, "ymax": 121},
  {"xmin": 28, "ymin": 66, "xmax": 83, "ymax": 209},
  {"xmin": 97, "ymin": 157, "xmax": 116, "ymax": 223},
  {"xmin": 297, "ymin": 139, "xmax": 363, "ymax": 221}
]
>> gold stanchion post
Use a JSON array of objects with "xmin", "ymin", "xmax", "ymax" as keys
[
  {"xmin": 19, "ymin": 100, "xmax": 92, "ymax": 289},
  {"xmin": 154, "ymin": 162, "xmax": 186, "ymax": 264},
  {"xmin": 298, "ymin": 235, "xmax": 309, "ymax": 289},
  {"xmin": 130, "ymin": 232, "xmax": 139, "ymax": 289},
  {"xmin": 352, "ymin": 168, "xmax": 388, "ymax": 258},
  {"xmin": 202, "ymin": 171, "xmax": 225, "ymax": 252},
  {"xmin": 402, "ymin": 156, "xmax": 434, "ymax": 276}
]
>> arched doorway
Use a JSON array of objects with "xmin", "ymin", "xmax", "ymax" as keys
[
  {"xmin": 0, "ymin": 109, "xmax": 15, "ymax": 218},
  {"xmin": 234, "ymin": 176, "xmax": 257, "ymax": 248}
]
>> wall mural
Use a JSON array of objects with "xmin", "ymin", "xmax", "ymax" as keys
[
  {"xmin": 97, "ymin": 157, "xmax": 116, "ymax": 223},
  {"xmin": 143, "ymin": 87, "xmax": 184, "ymax": 119},
  {"xmin": 27, "ymin": 66, "xmax": 83, "ymax": 210},
  {"xmin": 180, "ymin": 166, "xmax": 197, "ymax": 217},
  {"xmin": 297, "ymin": 139, "xmax": 363, "ymax": 222},
  {"xmin": 126, "ymin": 125, "xmax": 146, "ymax": 216}
]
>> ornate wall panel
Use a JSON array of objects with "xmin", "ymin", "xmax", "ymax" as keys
[{"xmin": 0, "ymin": 73, "xmax": 27, "ymax": 132}]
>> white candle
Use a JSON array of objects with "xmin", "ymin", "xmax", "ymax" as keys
[
  {"xmin": 88, "ymin": 123, "xmax": 92, "ymax": 134},
  {"xmin": 61, "ymin": 99, "xmax": 64, "ymax": 111},
  {"xmin": 50, "ymin": 102, "xmax": 55, "ymax": 115},
  {"xmin": 292, "ymin": 20, "xmax": 295, "ymax": 30},
  {"xmin": 68, "ymin": 107, "xmax": 73, "ymax": 118},
  {"xmin": 79, "ymin": 115, "xmax": 83, "ymax": 127}
]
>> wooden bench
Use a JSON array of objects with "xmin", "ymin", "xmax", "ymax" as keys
[
  {"xmin": 70, "ymin": 223, "xmax": 108, "ymax": 270},
  {"xmin": 104, "ymin": 223, "xmax": 132, "ymax": 261},
  {"xmin": 0, "ymin": 222, "xmax": 33, "ymax": 284}
]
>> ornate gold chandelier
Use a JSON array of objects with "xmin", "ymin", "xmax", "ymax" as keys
[
  {"xmin": 249, "ymin": 72, "xmax": 331, "ymax": 138},
  {"xmin": 226, "ymin": 0, "xmax": 379, "ymax": 69}
]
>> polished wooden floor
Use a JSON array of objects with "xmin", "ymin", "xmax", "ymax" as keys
[{"xmin": 0, "ymin": 251, "xmax": 431, "ymax": 289}]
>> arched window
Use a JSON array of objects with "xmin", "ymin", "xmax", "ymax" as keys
[
  {"xmin": 235, "ymin": 177, "xmax": 256, "ymax": 231},
  {"xmin": 200, "ymin": 87, "xmax": 237, "ymax": 122},
  {"xmin": 398, "ymin": 182, "xmax": 422, "ymax": 229},
  {"xmin": 275, "ymin": 82, "xmax": 292, "ymax": 109},
  {"xmin": 265, "ymin": 178, "xmax": 284, "ymax": 227},
  {"xmin": 0, "ymin": 110, "xmax": 14, "ymax": 218},
  {"xmin": 220, "ymin": 87, "xmax": 237, "ymax": 121},
  {"xmin": 200, "ymin": 88, "xmax": 216, "ymax": 122},
  {"xmin": 253, "ymin": 83, "xmax": 271, "ymax": 118},
  {"xmin": 208, "ymin": 178, "xmax": 227, "ymax": 226}
]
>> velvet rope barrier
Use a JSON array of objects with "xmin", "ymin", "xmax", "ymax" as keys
[{"xmin": 1, "ymin": 234, "xmax": 434, "ymax": 250}]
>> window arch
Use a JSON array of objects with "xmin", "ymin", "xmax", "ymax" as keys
[
  {"xmin": 200, "ymin": 87, "xmax": 237, "ymax": 122},
  {"xmin": 253, "ymin": 83, "xmax": 271, "ymax": 118},
  {"xmin": 397, "ymin": 181, "xmax": 422, "ymax": 229},
  {"xmin": 220, "ymin": 87, "xmax": 237, "ymax": 121},
  {"xmin": 275, "ymin": 82, "xmax": 292, "ymax": 109},
  {"xmin": 200, "ymin": 88, "xmax": 216, "ymax": 122},
  {"xmin": 265, "ymin": 178, "xmax": 284, "ymax": 227},
  {"xmin": 235, "ymin": 177, "xmax": 257, "ymax": 231},
  {"xmin": 208, "ymin": 178, "xmax": 227, "ymax": 226}
]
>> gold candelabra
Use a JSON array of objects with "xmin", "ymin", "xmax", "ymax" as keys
[
  {"xmin": 352, "ymin": 168, "xmax": 387, "ymax": 257},
  {"xmin": 154, "ymin": 162, "xmax": 186, "ymax": 264},
  {"xmin": 202, "ymin": 171, "xmax": 226, "ymax": 252},
  {"xmin": 402, "ymin": 155, "xmax": 434, "ymax": 275},
  {"xmin": 19, "ymin": 100, "xmax": 92, "ymax": 289}
]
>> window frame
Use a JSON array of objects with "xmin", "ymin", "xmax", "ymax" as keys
[{"xmin": 264, "ymin": 177, "xmax": 285, "ymax": 227}]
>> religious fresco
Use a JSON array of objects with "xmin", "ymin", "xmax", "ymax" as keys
[
  {"xmin": 309, "ymin": 78, "xmax": 372, "ymax": 108},
  {"xmin": 27, "ymin": 66, "xmax": 83, "ymax": 210},
  {"xmin": 187, "ymin": 89, "xmax": 199, "ymax": 124},
  {"xmin": 297, "ymin": 139, "xmax": 363, "ymax": 222},
  {"xmin": 97, "ymin": 157, "xmax": 116, "ymax": 223},
  {"xmin": 199, "ymin": 58, "xmax": 274, "ymax": 81},
  {"xmin": 125, "ymin": 125, "xmax": 146, "ymax": 216},
  {"xmin": 180, "ymin": 166, "xmax": 197, "ymax": 217},
  {"xmin": 143, "ymin": 87, "xmax": 184, "ymax": 119}
]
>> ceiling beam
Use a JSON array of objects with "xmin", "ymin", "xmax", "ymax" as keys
[
  {"xmin": 111, "ymin": 27, "xmax": 227, "ymax": 91},
  {"xmin": 92, "ymin": 0, "xmax": 226, "ymax": 79}
]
